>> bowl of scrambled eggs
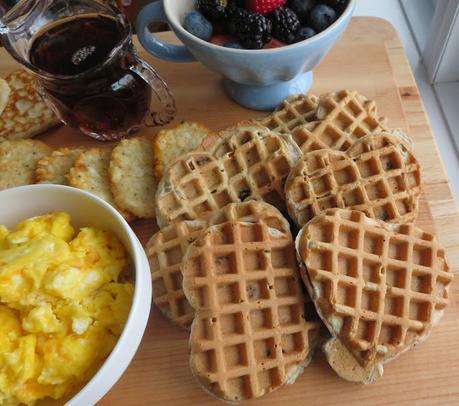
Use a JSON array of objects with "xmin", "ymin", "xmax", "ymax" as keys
[{"xmin": 0, "ymin": 184, "xmax": 152, "ymax": 405}]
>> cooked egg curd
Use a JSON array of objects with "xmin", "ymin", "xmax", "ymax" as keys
[{"xmin": 0, "ymin": 212, "xmax": 134, "ymax": 405}]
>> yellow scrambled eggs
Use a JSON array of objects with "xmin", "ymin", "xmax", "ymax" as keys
[{"xmin": 0, "ymin": 212, "xmax": 134, "ymax": 405}]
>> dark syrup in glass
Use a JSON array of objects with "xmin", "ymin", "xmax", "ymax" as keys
[{"xmin": 29, "ymin": 14, "xmax": 151, "ymax": 138}]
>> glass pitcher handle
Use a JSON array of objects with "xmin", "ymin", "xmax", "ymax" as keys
[{"xmin": 129, "ymin": 57, "xmax": 176, "ymax": 127}]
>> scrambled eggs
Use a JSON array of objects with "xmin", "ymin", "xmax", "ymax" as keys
[{"xmin": 0, "ymin": 212, "xmax": 134, "ymax": 405}]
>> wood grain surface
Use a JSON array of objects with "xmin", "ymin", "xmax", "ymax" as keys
[{"xmin": 1, "ymin": 16, "xmax": 458, "ymax": 405}]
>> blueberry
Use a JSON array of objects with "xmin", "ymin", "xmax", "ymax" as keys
[
  {"xmin": 307, "ymin": 4, "xmax": 337, "ymax": 32},
  {"xmin": 224, "ymin": 42, "xmax": 244, "ymax": 49},
  {"xmin": 296, "ymin": 26, "xmax": 316, "ymax": 42},
  {"xmin": 184, "ymin": 11, "xmax": 213, "ymax": 41},
  {"xmin": 288, "ymin": 0, "xmax": 316, "ymax": 21}
]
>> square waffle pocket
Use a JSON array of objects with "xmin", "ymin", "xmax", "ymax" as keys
[
  {"xmin": 182, "ymin": 221, "xmax": 321, "ymax": 402},
  {"xmin": 296, "ymin": 209, "xmax": 453, "ymax": 384},
  {"xmin": 145, "ymin": 201, "xmax": 291, "ymax": 329},
  {"xmin": 285, "ymin": 133, "xmax": 421, "ymax": 227},
  {"xmin": 155, "ymin": 126, "xmax": 301, "ymax": 227}
]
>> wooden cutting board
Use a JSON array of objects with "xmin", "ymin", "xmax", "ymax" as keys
[{"xmin": 1, "ymin": 16, "xmax": 459, "ymax": 405}]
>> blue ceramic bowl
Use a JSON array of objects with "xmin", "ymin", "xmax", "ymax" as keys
[{"xmin": 137, "ymin": 0, "xmax": 356, "ymax": 110}]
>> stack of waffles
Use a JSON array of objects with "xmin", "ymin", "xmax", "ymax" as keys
[{"xmin": 145, "ymin": 89, "xmax": 453, "ymax": 402}]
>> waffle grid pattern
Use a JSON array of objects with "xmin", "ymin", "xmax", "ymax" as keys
[
  {"xmin": 157, "ymin": 129, "xmax": 298, "ymax": 226},
  {"xmin": 312, "ymin": 90, "xmax": 388, "ymax": 151},
  {"xmin": 147, "ymin": 201, "xmax": 292, "ymax": 328},
  {"xmin": 286, "ymin": 134, "xmax": 421, "ymax": 226},
  {"xmin": 146, "ymin": 220, "xmax": 208, "ymax": 327},
  {"xmin": 300, "ymin": 210, "xmax": 453, "ymax": 367},
  {"xmin": 257, "ymin": 94, "xmax": 319, "ymax": 133},
  {"xmin": 185, "ymin": 222, "xmax": 320, "ymax": 401}
]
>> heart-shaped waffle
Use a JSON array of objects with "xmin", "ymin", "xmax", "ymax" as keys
[
  {"xmin": 146, "ymin": 201, "xmax": 291, "ymax": 329},
  {"xmin": 285, "ymin": 133, "xmax": 421, "ymax": 227},
  {"xmin": 296, "ymin": 209, "xmax": 453, "ymax": 383},
  {"xmin": 182, "ymin": 221, "xmax": 321, "ymax": 401},
  {"xmin": 155, "ymin": 127, "xmax": 301, "ymax": 227}
]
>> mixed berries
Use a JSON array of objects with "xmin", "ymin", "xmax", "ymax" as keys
[{"xmin": 183, "ymin": 0, "xmax": 349, "ymax": 50}]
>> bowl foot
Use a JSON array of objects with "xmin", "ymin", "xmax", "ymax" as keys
[{"xmin": 223, "ymin": 71, "xmax": 313, "ymax": 111}]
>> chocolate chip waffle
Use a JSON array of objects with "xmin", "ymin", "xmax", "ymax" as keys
[
  {"xmin": 296, "ymin": 209, "xmax": 453, "ymax": 383},
  {"xmin": 285, "ymin": 133, "xmax": 421, "ymax": 227},
  {"xmin": 146, "ymin": 201, "xmax": 291, "ymax": 329},
  {"xmin": 256, "ymin": 93, "xmax": 319, "ymax": 133},
  {"xmin": 182, "ymin": 221, "xmax": 321, "ymax": 401},
  {"xmin": 155, "ymin": 127, "xmax": 301, "ymax": 227}
]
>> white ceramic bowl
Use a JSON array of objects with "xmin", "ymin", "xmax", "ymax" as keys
[{"xmin": 0, "ymin": 184, "xmax": 152, "ymax": 405}]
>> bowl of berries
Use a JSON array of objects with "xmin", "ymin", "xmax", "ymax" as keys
[{"xmin": 137, "ymin": 0, "xmax": 355, "ymax": 110}]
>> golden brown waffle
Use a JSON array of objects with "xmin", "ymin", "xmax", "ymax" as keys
[
  {"xmin": 306, "ymin": 90, "xmax": 389, "ymax": 152},
  {"xmin": 183, "ymin": 221, "xmax": 321, "ymax": 401},
  {"xmin": 285, "ymin": 133, "xmax": 421, "ymax": 227},
  {"xmin": 146, "ymin": 201, "xmax": 291, "ymax": 329},
  {"xmin": 155, "ymin": 127, "xmax": 301, "ymax": 227},
  {"xmin": 256, "ymin": 93, "xmax": 319, "ymax": 133},
  {"xmin": 146, "ymin": 219, "xmax": 208, "ymax": 328},
  {"xmin": 296, "ymin": 209, "xmax": 453, "ymax": 383}
]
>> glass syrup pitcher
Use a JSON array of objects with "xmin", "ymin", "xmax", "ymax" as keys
[{"xmin": 0, "ymin": 0, "xmax": 176, "ymax": 141}]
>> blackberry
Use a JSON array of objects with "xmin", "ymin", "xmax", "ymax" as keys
[
  {"xmin": 197, "ymin": 0, "xmax": 228, "ymax": 22},
  {"xmin": 228, "ymin": 9, "xmax": 272, "ymax": 49},
  {"xmin": 269, "ymin": 7, "xmax": 300, "ymax": 44}
]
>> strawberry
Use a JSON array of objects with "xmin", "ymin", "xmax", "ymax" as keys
[
  {"xmin": 265, "ymin": 38, "xmax": 286, "ymax": 48},
  {"xmin": 210, "ymin": 34, "xmax": 237, "ymax": 46},
  {"xmin": 245, "ymin": 0, "xmax": 287, "ymax": 15}
]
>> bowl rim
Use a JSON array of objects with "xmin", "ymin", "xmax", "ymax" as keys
[
  {"xmin": 164, "ymin": 0, "xmax": 356, "ymax": 54},
  {"xmin": 0, "ymin": 184, "xmax": 152, "ymax": 406}
]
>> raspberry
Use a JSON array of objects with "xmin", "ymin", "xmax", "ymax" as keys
[
  {"xmin": 268, "ymin": 7, "xmax": 300, "ymax": 44},
  {"xmin": 228, "ymin": 8, "xmax": 272, "ymax": 49},
  {"xmin": 245, "ymin": 0, "xmax": 287, "ymax": 15}
]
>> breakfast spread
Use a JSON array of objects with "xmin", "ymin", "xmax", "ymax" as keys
[
  {"xmin": 296, "ymin": 208, "xmax": 453, "ymax": 383},
  {"xmin": 0, "ymin": 21, "xmax": 454, "ymax": 402},
  {"xmin": 285, "ymin": 132, "xmax": 421, "ymax": 227},
  {"xmin": 185, "ymin": 0, "xmax": 349, "ymax": 49},
  {"xmin": 182, "ymin": 221, "xmax": 321, "ymax": 401},
  {"xmin": 0, "ymin": 212, "xmax": 134, "ymax": 405},
  {"xmin": 0, "ymin": 70, "xmax": 60, "ymax": 141}
]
